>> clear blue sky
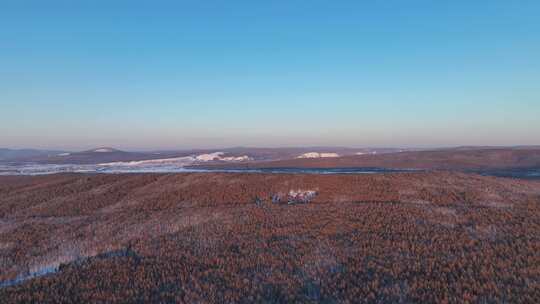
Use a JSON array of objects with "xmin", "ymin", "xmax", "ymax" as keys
[{"xmin": 1, "ymin": 0, "xmax": 539, "ymax": 150}]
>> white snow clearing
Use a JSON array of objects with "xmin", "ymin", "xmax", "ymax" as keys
[
  {"xmin": 195, "ymin": 152, "xmax": 225, "ymax": 162},
  {"xmin": 195, "ymin": 152, "xmax": 253, "ymax": 162},
  {"xmin": 99, "ymin": 156, "xmax": 195, "ymax": 167},
  {"xmin": 355, "ymin": 151, "xmax": 377, "ymax": 155},
  {"xmin": 92, "ymin": 148, "xmax": 115, "ymax": 153},
  {"xmin": 221, "ymin": 155, "xmax": 252, "ymax": 162},
  {"xmin": 296, "ymin": 152, "xmax": 340, "ymax": 159},
  {"xmin": 96, "ymin": 153, "xmax": 252, "ymax": 172}
]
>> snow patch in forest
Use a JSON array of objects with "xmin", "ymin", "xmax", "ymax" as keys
[
  {"xmin": 92, "ymin": 148, "xmax": 116, "ymax": 153},
  {"xmin": 297, "ymin": 152, "xmax": 340, "ymax": 159}
]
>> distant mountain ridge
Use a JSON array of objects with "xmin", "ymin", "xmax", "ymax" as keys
[
  {"xmin": 195, "ymin": 147, "xmax": 540, "ymax": 171},
  {"xmin": 3, "ymin": 146, "xmax": 540, "ymax": 171},
  {"xmin": 0, "ymin": 148, "xmax": 65, "ymax": 161},
  {"xmin": 0, "ymin": 146, "xmax": 405, "ymax": 165}
]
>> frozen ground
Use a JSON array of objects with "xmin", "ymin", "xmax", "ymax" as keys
[
  {"xmin": 1, "ymin": 162, "xmax": 539, "ymax": 179},
  {"xmin": 0, "ymin": 153, "xmax": 253, "ymax": 175},
  {"xmin": 0, "ymin": 163, "xmax": 412, "ymax": 175}
]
